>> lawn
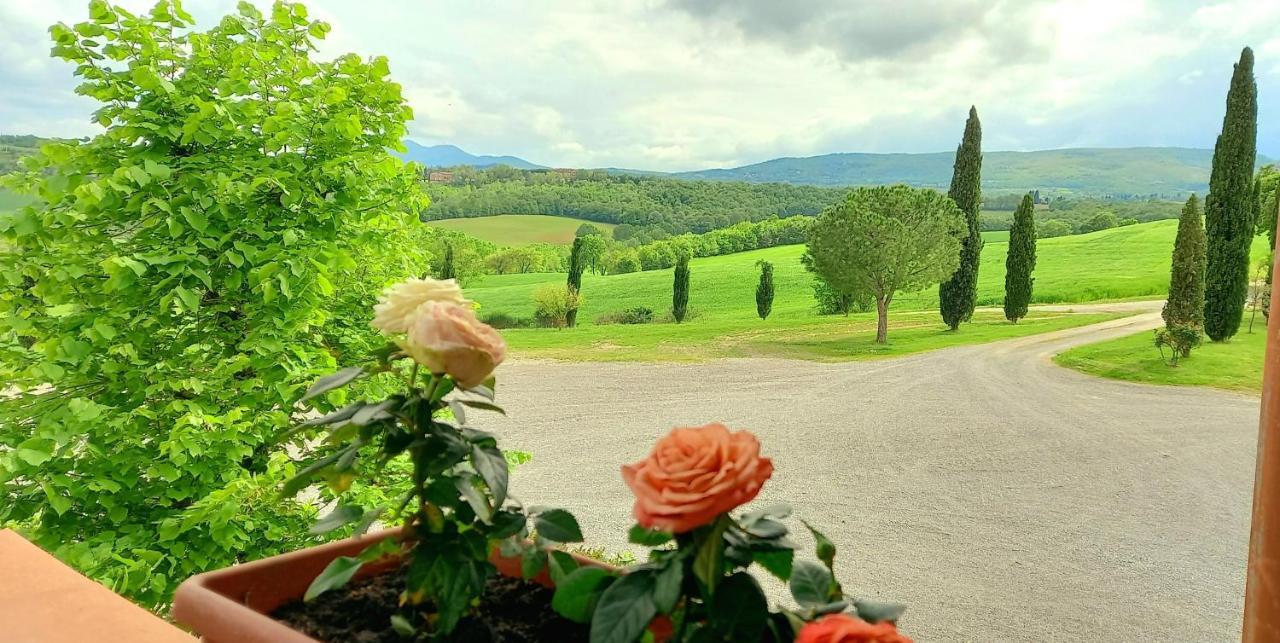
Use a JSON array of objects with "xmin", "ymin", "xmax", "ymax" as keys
[
  {"xmin": 471, "ymin": 220, "xmax": 1271, "ymax": 324},
  {"xmin": 506, "ymin": 309, "xmax": 1122, "ymax": 361},
  {"xmin": 1054, "ymin": 325, "xmax": 1268, "ymax": 393},
  {"xmin": 425, "ymin": 214, "xmax": 616, "ymax": 246}
]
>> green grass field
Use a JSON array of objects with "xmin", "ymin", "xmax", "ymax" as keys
[
  {"xmin": 470, "ymin": 220, "xmax": 1270, "ymax": 325},
  {"xmin": 504, "ymin": 309, "xmax": 1121, "ymax": 361},
  {"xmin": 425, "ymin": 214, "xmax": 616, "ymax": 246},
  {"xmin": 455, "ymin": 219, "xmax": 1257, "ymax": 361},
  {"xmin": 1055, "ymin": 325, "xmax": 1267, "ymax": 393}
]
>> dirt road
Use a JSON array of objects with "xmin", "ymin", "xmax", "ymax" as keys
[{"xmin": 476, "ymin": 302, "xmax": 1259, "ymax": 641}]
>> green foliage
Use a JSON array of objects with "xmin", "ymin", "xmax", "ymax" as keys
[
  {"xmin": 594, "ymin": 307, "xmax": 655, "ymax": 325},
  {"xmin": 1004, "ymin": 194, "xmax": 1037, "ymax": 322},
  {"xmin": 566, "ymin": 237, "xmax": 586, "ymax": 327},
  {"xmin": 672, "ymin": 254, "xmax": 691, "ymax": 323},
  {"xmin": 437, "ymin": 243, "xmax": 456, "ymax": 280},
  {"xmin": 423, "ymin": 167, "xmax": 844, "ymax": 235},
  {"xmin": 756, "ymin": 260, "xmax": 775, "ymax": 320},
  {"xmin": 533, "ymin": 284, "xmax": 582, "ymax": 328},
  {"xmin": 288, "ymin": 357, "xmax": 580, "ymax": 636},
  {"xmin": 1163, "ymin": 195, "xmax": 1207, "ymax": 330},
  {"xmin": 579, "ymin": 234, "xmax": 609, "ymax": 275},
  {"xmin": 1038, "ymin": 219, "xmax": 1073, "ymax": 238},
  {"xmin": 485, "ymin": 243, "xmax": 568, "ymax": 274},
  {"xmin": 806, "ymin": 185, "xmax": 965, "ymax": 343},
  {"xmin": 1204, "ymin": 47, "xmax": 1258, "ymax": 342},
  {"xmin": 576, "ymin": 223, "xmax": 604, "ymax": 237},
  {"xmin": 604, "ymin": 247, "xmax": 641, "ymax": 274},
  {"xmin": 939, "ymin": 107, "xmax": 984, "ymax": 330},
  {"xmin": 1078, "ymin": 211, "xmax": 1119, "ymax": 233},
  {"xmin": 1154, "ymin": 324, "xmax": 1202, "ymax": 366},
  {"xmin": 0, "ymin": 0, "xmax": 425, "ymax": 609},
  {"xmin": 422, "ymin": 228, "xmax": 493, "ymax": 286},
  {"xmin": 1254, "ymin": 165, "xmax": 1279, "ymax": 252}
]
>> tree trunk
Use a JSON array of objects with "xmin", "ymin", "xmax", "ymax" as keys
[{"xmin": 875, "ymin": 295, "xmax": 889, "ymax": 344}]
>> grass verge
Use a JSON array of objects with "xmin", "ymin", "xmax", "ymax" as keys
[{"xmin": 1054, "ymin": 325, "xmax": 1267, "ymax": 393}]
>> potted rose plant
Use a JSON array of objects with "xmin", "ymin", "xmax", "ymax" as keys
[
  {"xmin": 544, "ymin": 423, "xmax": 913, "ymax": 642},
  {"xmin": 173, "ymin": 278, "xmax": 599, "ymax": 641}
]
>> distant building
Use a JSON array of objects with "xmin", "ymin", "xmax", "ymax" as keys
[{"xmin": 428, "ymin": 171, "xmax": 454, "ymax": 183}]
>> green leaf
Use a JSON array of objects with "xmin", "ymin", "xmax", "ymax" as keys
[
  {"xmin": 709, "ymin": 572, "xmax": 768, "ymax": 641},
  {"xmin": 740, "ymin": 503, "xmax": 792, "ymax": 527},
  {"xmin": 301, "ymin": 367, "xmax": 365, "ymax": 402},
  {"xmin": 521, "ymin": 547, "xmax": 547, "ymax": 579},
  {"xmin": 455, "ymin": 475, "xmax": 492, "ymax": 523},
  {"xmin": 17, "ymin": 438, "xmax": 55, "ymax": 466},
  {"xmin": 180, "ymin": 207, "xmax": 208, "ymax": 233},
  {"xmin": 628, "ymin": 524, "xmax": 674, "ymax": 547},
  {"xmin": 743, "ymin": 518, "xmax": 787, "ymax": 539},
  {"xmin": 803, "ymin": 520, "xmax": 836, "ymax": 569},
  {"xmin": 534, "ymin": 509, "xmax": 584, "ymax": 544},
  {"xmin": 459, "ymin": 399, "xmax": 505, "ymax": 415},
  {"xmin": 471, "ymin": 444, "xmax": 509, "ymax": 507},
  {"xmin": 652, "ymin": 560, "xmax": 683, "ymax": 614},
  {"xmin": 488, "ymin": 510, "xmax": 526, "ymax": 539},
  {"xmin": 310, "ymin": 504, "xmax": 363, "ymax": 535},
  {"xmin": 589, "ymin": 570, "xmax": 655, "ymax": 643},
  {"xmin": 754, "ymin": 548, "xmax": 794, "ymax": 581},
  {"xmin": 304, "ymin": 556, "xmax": 363, "ymax": 601},
  {"xmin": 548, "ymin": 550, "xmax": 578, "ymax": 585},
  {"xmin": 300, "ymin": 403, "xmax": 363, "ymax": 427},
  {"xmin": 855, "ymin": 599, "xmax": 907, "ymax": 624},
  {"xmin": 788, "ymin": 560, "xmax": 833, "ymax": 609},
  {"xmin": 389, "ymin": 614, "xmax": 415, "ymax": 636},
  {"xmin": 552, "ymin": 566, "xmax": 613, "ymax": 623},
  {"xmin": 41, "ymin": 481, "xmax": 72, "ymax": 516},
  {"xmin": 692, "ymin": 516, "xmax": 729, "ymax": 595}
]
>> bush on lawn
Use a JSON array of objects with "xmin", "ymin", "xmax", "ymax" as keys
[{"xmin": 596, "ymin": 307, "xmax": 655, "ymax": 325}]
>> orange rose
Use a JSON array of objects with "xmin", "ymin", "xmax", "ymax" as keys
[
  {"xmin": 796, "ymin": 614, "xmax": 912, "ymax": 643},
  {"xmin": 621, "ymin": 423, "xmax": 773, "ymax": 533},
  {"xmin": 400, "ymin": 300, "xmax": 506, "ymax": 389}
]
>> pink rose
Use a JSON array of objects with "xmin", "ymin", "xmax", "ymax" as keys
[
  {"xmin": 621, "ymin": 423, "xmax": 773, "ymax": 533},
  {"xmin": 400, "ymin": 301, "xmax": 506, "ymax": 388}
]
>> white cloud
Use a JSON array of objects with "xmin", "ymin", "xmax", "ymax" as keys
[{"xmin": 0, "ymin": 0, "xmax": 1275, "ymax": 169}]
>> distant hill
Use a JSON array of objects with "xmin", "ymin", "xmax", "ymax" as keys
[
  {"xmin": 668, "ymin": 147, "xmax": 1273, "ymax": 197},
  {"xmin": 397, "ymin": 141, "xmax": 543, "ymax": 170}
]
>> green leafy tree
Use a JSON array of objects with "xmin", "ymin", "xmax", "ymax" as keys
[
  {"xmin": 566, "ymin": 236, "xmax": 586, "ymax": 327},
  {"xmin": 579, "ymin": 233, "xmax": 608, "ymax": 275},
  {"xmin": 1204, "ymin": 46, "xmax": 1258, "ymax": 341},
  {"xmin": 0, "ymin": 0, "xmax": 425, "ymax": 608},
  {"xmin": 1038, "ymin": 219, "xmax": 1074, "ymax": 239},
  {"xmin": 437, "ymin": 243, "xmax": 456, "ymax": 280},
  {"xmin": 1163, "ymin": 195, "xmax": 1207, "ymax": 336},
  {"xmin": 807, "ymin": 185, "xmax": 965, "ymax": 343},
  {"xmin": 1078, "ymin": 211, "xmax": 1118, "ymax": 233},
  {"xmin": 672, "ymin": 254, "xmax": 690, "ymax": 323},
  {"xmin": 1003, "ymin": 194, "xmax": 1037, "ymax": 322},
  {"xmin": 755, "ymin": 260, "xmax": 774, "ymax": 320},
  {"xmin": 938, "ymin": 106, "xmax": 983, "ymax": 330}
]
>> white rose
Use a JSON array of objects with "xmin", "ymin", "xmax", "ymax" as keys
[{"xmin": 371, "ymin": 277, "xmax": 470, "ymax": 334}]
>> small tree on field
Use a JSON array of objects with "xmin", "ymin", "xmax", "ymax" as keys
[
  {"xmin": 755, "ymin": 260, "xmax": 774, "ymax": 320},
  {"xmin": 1163, "ymin": 194, "xmax": 1207, "ymax": 332},
  {"xmin": 806, "ymin": 185, "xmax": 965, "ymax": 343},
  {"xmin": 437, "ymin": 243, "xmax": 456, "ymax": 280},
  {"xmin": 1204, "ymin": 46, "xmax": 1258, "ymax": 342},
  {"xmin": 565, "ymin": 236, "xmax": 586, "ymax": 327},
  {"xmin": 672, "ymin": 254, "xmax": 691, "ymax": 323},
  {"xmin": 579, "ymin": 234, "xmax": 608, "ymax": 275},
  {"xmin": 533, "ymin": 284, "xmax": 582, "ymax": 329},
  {"xmin": 1155, "ymin": 325, "xmax": 1201, "ymax": 366},
  {"xmin": 938, "ymin": 106, "xmax": 983, "ymax": 330},
  {"xmin": 1003, "ymin": 194, "xmax": 1037, "ymax": 322}
]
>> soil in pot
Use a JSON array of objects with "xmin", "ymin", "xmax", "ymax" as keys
[{"xmin": 270, "ymin": 563, "xmax": 589, "ymax": 643}]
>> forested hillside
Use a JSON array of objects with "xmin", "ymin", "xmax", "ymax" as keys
[
  {"xmin": 670, "ymin": 147, "xmax": 1272, "ymax": 197},
  {"xmin": 422, "ymin": 166, "xmax": 846, "ymax": 234}
]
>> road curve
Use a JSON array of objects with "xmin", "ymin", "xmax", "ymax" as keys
[{"xmin": 475, "ymin": 302, "xmax": 1259, "ymax": 641}]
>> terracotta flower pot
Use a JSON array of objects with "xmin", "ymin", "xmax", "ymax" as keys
[{"xmin": 172, "ymin": 529, "xmax": 614, "ymax": 643}]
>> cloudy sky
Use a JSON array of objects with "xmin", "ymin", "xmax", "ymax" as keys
[{"xmin": 2, "ymin": 0, "xmax": 1277, "ymax": 171}]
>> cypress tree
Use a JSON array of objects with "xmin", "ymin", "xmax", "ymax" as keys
[
  {"xmin": 755, "ymin": 260, "xmax": 774, "ymax": 320},
  {"xmin": 939, "ymin": 106, "xmax": 983, "ymax": 330},
  {"xmin": 672, "ymin": 254, "xmax": 690, "ymax": 323},
  {"xmin": 438, "ymin": 243, "xmax": 456, "ymax": 280},
  {"xmin": 1163, "ymin": 194, "xmax": 1207, "ymax": 329},
  {"xmin": 565, "ymin": 236, "xmax": 586, "ymax": 327},
  {"xmin": 1203, "ymin": 46, "xmax": 1257, "ymax": 341},
  {"xmin": 1003, "ymin": 194, "xmax": 1037, "ymax": 323}
]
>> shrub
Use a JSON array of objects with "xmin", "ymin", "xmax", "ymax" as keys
[
  {"xmin": 595, "ymin": 307, "xmax": 655, "ymax": 325},
  {"xmin": 0, "ymin": 1, "xmax": 424, "ymax": 609},
  {"xmin": 812, "ymin": 278, "xmax": 872, "ymax": 316},
  {"xmin": 1038, "ymin": 219, "xmax": 1074, "ymax": 238},
  {"xmin": 1079, "ymin": 211, "xmax": 1119, "ymax": 233},
  {"xmin": 1118, "ymin": 217, "xmax": 1139, "ymax": 227},
  {"xmin": 1154, "ymin": 324, "xmax": 1202, "ymax": 365},
  {"xmin": 605, "ymin": 248, "xmax": 641, "ymax": 274},
  {"xmin": 480, "ymin": 312, "xmax": 534, "ymax": 329},
  {"xmin": 533, "ymin": 285, "xmax": 583, "ymax": 328}
]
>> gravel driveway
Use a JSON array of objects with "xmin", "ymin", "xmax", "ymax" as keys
[{"xmin": 474, "ymin": 302, "xmax": 1260, "ymax": 641}]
